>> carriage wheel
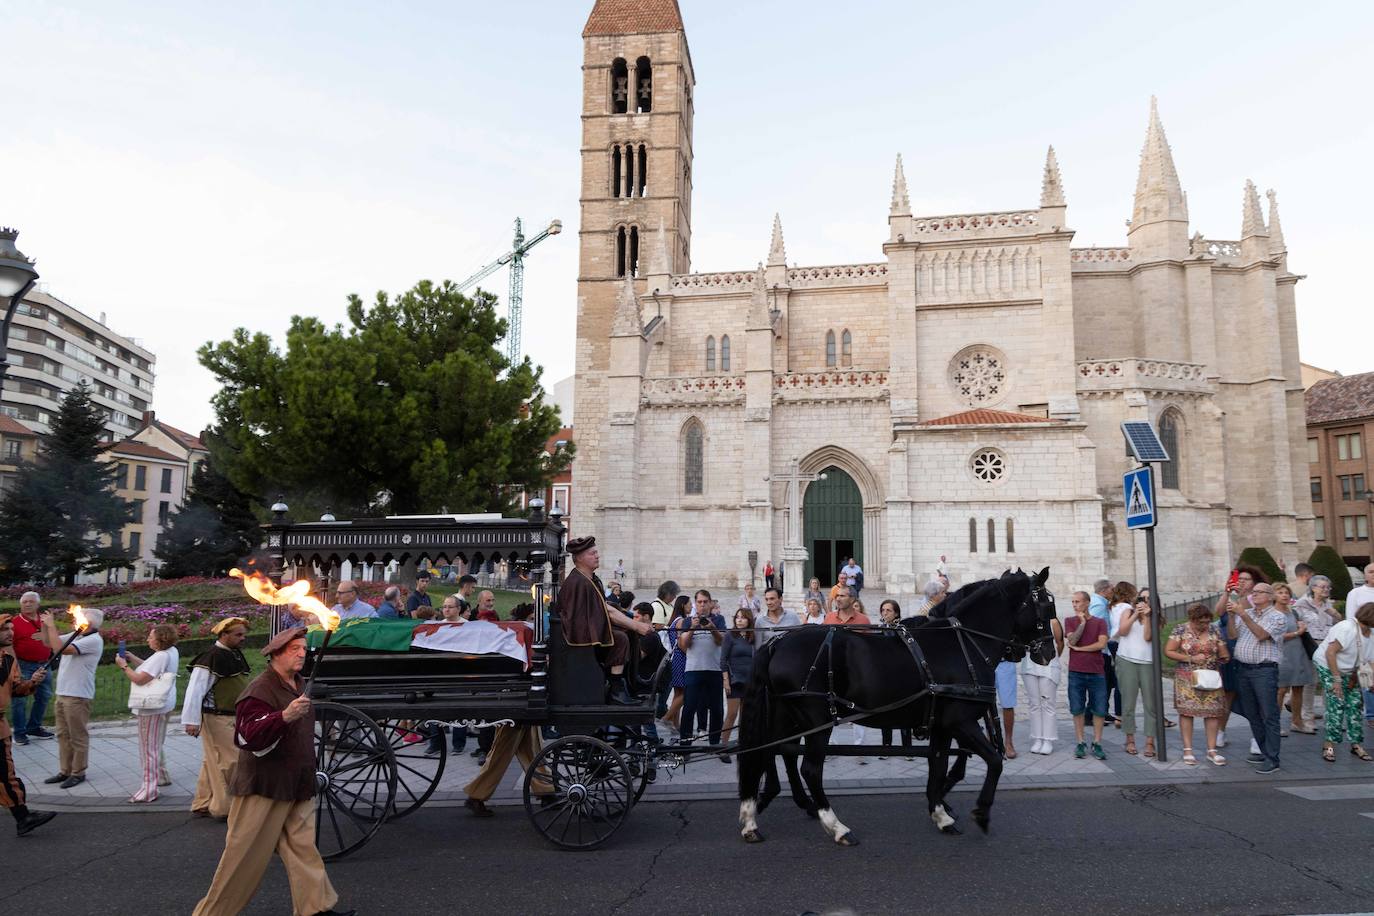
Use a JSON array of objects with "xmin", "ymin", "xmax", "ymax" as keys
[
  {"xmin": 313, "ymin": 701, "xmax": 397, "ymax": 861},
  {"xmin": 523, "ymin": 735, "xmax": 633, "ymax": 850},
  {"xmin": 375, "ymin": 718, "xmax": 446, "ymax": 820}
]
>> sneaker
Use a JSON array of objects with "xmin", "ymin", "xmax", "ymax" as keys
[
  {"xmin": 1246, "ymin": 753, "xmax": 1266, "ymax": 763},
  {"xmin": 1091, "ymin": 743, "xmax": 1107, "ymax": 761},
  {"xmin": 26, "ymin": 727, "xmax": 55, "ymax": 740},
  {"xmin": 1074, "ymin": 742, "xmax": 1087, "ymax": 759},
  {"xmin": 401, "ymin": 732, "xmax": 422, "ymax": 745},
  {"xmin": 1255, "ymin": 761, "xmax": 1281, "ymax": 774},
  {"xmin": 14, "ymin": 734, "xmax": 28, "ymax": 746}
]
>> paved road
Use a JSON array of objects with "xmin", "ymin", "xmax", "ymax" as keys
[{"xmin": 9, "ymin": 779, "xmax": 1374, "ymax": 915}]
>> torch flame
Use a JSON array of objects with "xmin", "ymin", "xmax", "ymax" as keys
[
  {"xmin": 230, "ymin": 568, "xmax": 341, "ymax": 631},
  {"xmin": 70, "ymin": 606, "xmax": 90, "ymax": 632}
]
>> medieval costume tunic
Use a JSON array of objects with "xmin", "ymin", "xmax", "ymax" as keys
[
  {"xmin": 182, "ymin": 635, "xmax": 252, "ymax": 818},
  {"xmin": 0, "ymin": 636, "xmax": 38, "ymax": 816},
  {"xmin": 559, "ymin": 566, "xmax": 629, "ymax": 668},
  {"xmin": 193, "ymin": 630, "xmax": 339, "ymax": 916}
]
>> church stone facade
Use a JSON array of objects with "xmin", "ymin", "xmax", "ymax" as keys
[{"xmin": 571, "ymin": 0, "xmax": 1312, "ymax": 597}]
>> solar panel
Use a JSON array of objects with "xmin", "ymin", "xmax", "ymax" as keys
[{"xmin": 1121, "ymin": 421, "xmax": 1171, "ymax": 463}]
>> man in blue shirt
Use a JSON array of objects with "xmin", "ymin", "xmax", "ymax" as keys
[
  {"xmin": 376, "ymin": 586, "xmax": 402, "ymax": 619},
  {"xmin": 332, "ymin": 580, "xmax": 377, "ymax": 620},
  {"xmin": 406, "ymin": 571, "xmax": 434, "ymax": 617},
  {"xmin": 1087, "ymin": 579, "xmax": 1119, "ymax": 726}
]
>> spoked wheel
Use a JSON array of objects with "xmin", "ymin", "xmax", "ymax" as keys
[
  {"xmin": 523, "ymin": 735, "xmax": 633, "ymax": 850},
  {"xmin": 313, "ymin": 701, "xmax": 397, "ymax": 861},
  {"xmin": 375, "ymin": 718, "xmax": 446, "ymax": 819}
]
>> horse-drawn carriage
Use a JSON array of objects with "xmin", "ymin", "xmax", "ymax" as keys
[{"xmin": 261, "ymin": 503, "xmax": 1057, "ymax": 858}]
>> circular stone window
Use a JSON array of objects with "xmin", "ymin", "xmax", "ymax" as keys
[
  {"xmin": 969, "ymin": 448, "xmax": 1006, "ymax": 483},
  {"xmin": 949, "ymin": 346, "xmax": 1008, "ymax": 407}
]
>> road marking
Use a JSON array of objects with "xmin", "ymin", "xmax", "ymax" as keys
[{"xmin": 1278, "ymin": 785, "xmax": 1374, "ymax": 801}]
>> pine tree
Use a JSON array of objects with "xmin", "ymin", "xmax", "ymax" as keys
[
  {"xmin": 0, "ymin": 383, "xmax": 134, "ymax": 585},
  {"xmin": 154, "ymin": 457, "xmax": 261, "ymax": 577}
]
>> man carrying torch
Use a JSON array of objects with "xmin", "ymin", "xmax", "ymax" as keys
[{"xmin": 0, "ymin": 613, "xmax": 56, "ymax": 836}]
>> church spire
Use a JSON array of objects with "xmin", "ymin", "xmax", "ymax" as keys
[
  {"xmin": 1265, "ymin": 188, "xmax": 1287, "ymax": 256},
  {"xmin": 768, "ymin": 213, "xmax": 786, "ymax": 266},
  {"xmin": 747, "ymin": 262, "xmax": 772, "ymax": 329},
  {"xmin": 1241, "ymin": 180, "xmax": 1267, "ymax": 239},
  {"xmin": 1040, "ymin": 145, "xmax": 1065, "ymax": 208},
  {"xmin": 611, "ymin": 271, "xmax": 642, "ymax": 337},
  {"xmin": 890, "ymin": 154, "xmax": 911, "ymax": 217},
  {"xmin": 1128, "ymin": 97, "xmax": 1189, "ymax": 260}
]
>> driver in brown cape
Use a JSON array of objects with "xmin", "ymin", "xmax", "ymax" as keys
[{"xmin": 559, "ymin": 536, "xmax": 653, "ymax": 704}]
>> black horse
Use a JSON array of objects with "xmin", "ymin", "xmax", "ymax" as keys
[{"xmin": 736, "ymin": 567, "xmax": 1056, "ymax": 845}]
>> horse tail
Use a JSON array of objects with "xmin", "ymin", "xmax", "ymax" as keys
[{"xmin": 737, "ymin": 639, "xmax": 774, "ymax": 803}]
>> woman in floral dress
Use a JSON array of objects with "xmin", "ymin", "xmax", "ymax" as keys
[{"xmin": 1164, "ymin": 603, "xmax": 1231, "ymax": 766}]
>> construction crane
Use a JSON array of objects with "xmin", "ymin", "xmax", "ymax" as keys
[{"xmin": 457, "ymin": 217, "xmax": 562, "ymax": 364}]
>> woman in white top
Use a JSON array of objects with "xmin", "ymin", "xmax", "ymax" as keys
[
  {"xmin": 800, "ymin": 597, "xmax": 826, "ymax": 626},
  {"xmin": 116, "ymin": 623, "xmax": 181, "ymax": 803},
  {"xmin": 1020, "ymin": 610, "xmax": 1065, "ymax": 755},
  {"xmin": 1313, "ymin": 601, "xmax": 1374, "ymax": 763},
  {"xmin": 1110, "ymin": 582, "xmax": 1160, "ymax": 757}
]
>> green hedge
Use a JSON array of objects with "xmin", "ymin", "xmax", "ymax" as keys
[
  {"xmin": 1236, "ymin": 546, "xmax": 1286, "ymax": 584},
  {"xmin": 1308, "ymin": 545, "xmax": 1354, "ymax": 602}
]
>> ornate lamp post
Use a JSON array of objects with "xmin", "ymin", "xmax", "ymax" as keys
[{"xmin": 0, "ymin": 227, "xmax": 40, "ymax": 391}]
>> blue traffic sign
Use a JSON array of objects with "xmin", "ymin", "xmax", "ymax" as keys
[{"xmin": 1123, "ymin": 466, "xmax": 1156, "ymax": 530}]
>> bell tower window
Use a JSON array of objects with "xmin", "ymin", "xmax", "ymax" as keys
[
  {"xmin": 616, "ymin": 227, "xmax": 626, "ymax": 277},
  {"xmin": 638, "ymin": 144, "xmax": 648, "ymax": 196},
  {"xmin": 610, "ymin": 58, "xmax": 629, "ymax": 114},
  {"xmin": 635, "ymin": 57, "xmax": 652, "ymax": 112},
  {"xmin": 629, "ymin": 225, "xmax": 639, "ymax": 276},
  {"xmin": 611, "ymin": 146, "xmax": 622, "ymax": 197}
]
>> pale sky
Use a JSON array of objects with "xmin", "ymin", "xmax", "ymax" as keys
[{"xmin": 5, "ymin": 0, "xmax": 1371, "ymax": 433}]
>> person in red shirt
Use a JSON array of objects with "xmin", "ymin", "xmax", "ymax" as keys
[
  {"xmin": 8, "ymin": 592, "xmax": 55, "ymax": 745},
  {"xmin": 474, "ymin": 590, "xmax": 501, "ymax": 623},
  {"xmin": 1064, "ymin": 590, "xmax": 1110, "ymax": 760},
  {"xmin": 823, "ymin": 593, "xmax": 871, "ymax": 626}
]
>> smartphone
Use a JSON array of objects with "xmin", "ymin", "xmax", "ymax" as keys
[{"xmin": 116, "ymin": 640, "xmax": 127, "ymax": 658}]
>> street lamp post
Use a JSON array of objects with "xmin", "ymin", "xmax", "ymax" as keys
[{"xmin": 0, "ymin": 227, "xmax": 40, "ymax": 392}]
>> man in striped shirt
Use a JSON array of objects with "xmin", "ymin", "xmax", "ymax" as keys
[{"xmin": 1227, "ymin": 582, "xmax": 1287, "ymax": 773}]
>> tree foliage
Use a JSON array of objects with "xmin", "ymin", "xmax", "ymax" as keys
[
  {"xmin": 154, "ymin": 457, "xmax": 262, "ymax": 577},
  {"xmin": 0, "ymin": 383, "xmax": 134, "ymax": 585},
  {"xmin": 198, "ymin": 280, "xmax": 570, "ymax": 518},
  {"xmin": 1236, "ymin": 546, "xmax": 1286, "ymax": 584},
  {"xmin": 1307, "ymin": 545, "xmax": 1354, "ymax": 602}
]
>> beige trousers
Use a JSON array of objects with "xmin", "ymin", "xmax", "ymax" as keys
[
  {"xmin": 463, "ymin": 725, "xmax": 551, "ymax": 801},
  {"xmin": 191, "ymin": 715, "xmax": 237, "ymax": 817},
  {"xmin": 193, "ymin": 794, "xmax": 338, "ymax": 916},
  {"xmin": 54, "ymin": 696, "xmax": 91, "ymax": 776}
]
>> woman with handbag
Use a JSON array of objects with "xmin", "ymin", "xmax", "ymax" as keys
[
  {"xmin": 1312, "ymin": 602, "xmax": 1374, "ymax": 763},
  {"xmin": 1165, "ymin": 603, "xmax": 1231, "ymax": 765},
  {"xmin": 116, "ymin": 623, "xmax": 181, "ymax": 803},
  {"xmin": 1274, "ymin": 583, "xmax": 1316, "ymax": 735}
]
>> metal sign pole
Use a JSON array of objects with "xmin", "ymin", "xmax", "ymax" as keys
[{"xmin": 1144, "ymin": 515, "xmax": 1168, "ymax": 763}]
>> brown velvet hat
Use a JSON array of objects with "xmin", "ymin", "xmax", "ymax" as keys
[
  {"xmin": 0, "ymin": 613, "xmax": 12, "ymax": 630},
  {"xmin": 261, "ymin": 626, "xmax": 307, "ymax": 657},
  {"xmin": 566, "ymin": 536, "xmax": 596, "ymax": 555}
]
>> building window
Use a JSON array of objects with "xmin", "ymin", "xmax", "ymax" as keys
[
  {"xmin": 705, "ymin": 336, "xmax": 716, "ymax": 372},
  {"xmin": 683, "ymin": 420, "xmax": 704, "ymax": 495},
  {"xmin": 1311, "ymin": 478, "xmax": 1323, "ymax": 501},
  {"xmin": 1314, "ymin": 517, "xmax": 1326, "ymax": 541},
  {"xmin": 634, "ymin": 56, "xmax": 652, "ymax": 112},
  {"xmin": 986, "ymin": 518, "xmax": 996, "ymax": 552},
  {"xmin": 1342, "ymin": 515, "xmax": 1370, "ymax": 542},
  {"xmin": 4, "ymin": 440, "xmax": 19, "ymax": 459},
  {"xmin": 1338, "ymin": 474, "xmax": 1367, "ymax": 501},
  {"xmin": 611, "ymin": 145, "xmax": 622, "ymax": 197},
  {"xmin": 160, "ymin": 467, "xmax": 173, "ymax": 493},
  {"xmin": 825, "ymin": 331, "xmax": 836, "ymax": 368},
  {"xmin": 115, "ymin": 462, "xmax": 129, "ymax": 489},
  {"xmin": 948, "ymin": 345, "xmax": 1008, "ymax": 407},
  {"xmin": 128, "ymin": 530, "xmax": 141, "ymax": 554},
  {"xmin": 1308, "ymin": 438, "xmax": 1319, "ymax": 463},
  {"xmin": 158, "ymin": 501, "xmax": 170, "ymax": 526},
  {"xmin": 1336, "ymin": 432, "xmax": 1363, "ymax": 461},
  {"xmin": 552, "ymin": 485, "xmax": 569, "ymax": 513},
  {"xmin": 969, "ymin": 448, "xmax": 1006, "ymax": 483},
  {"xmin": 720, "ymin": 335, "xmax": 731, "ymax": 372},
  {"xmin": 130, "ymin": 498, "xmax": 145, "ymax": 517},
  {"xmin": 1006, "ymin": 518, "xmax": 1015, "ymax": 553},
  {"xmin": 1158, "ymin": 410, "xmax": 1181, "ymax": 490},
  {"xmin": 841, "ymin": 330, "xmax": 852, "ymax": 367},
  {"xmin": 615, "ymin": 225, "xmax": 639, "ymax": 277},
  {"xmin": 134, "ymin": 465, "xmax": 147, "ymax": 491},
  {"xmin": 968, "ymin": 517, "xmax": 978, "ymax": 553},
  {"xmin": 610, "ymin": 57, "xmax": 629, "ymax": 113}
]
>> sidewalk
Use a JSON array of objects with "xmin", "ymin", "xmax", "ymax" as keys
[{"xmin": 15, "ymin": 680, "xmax": 1373, "ymax": 813}]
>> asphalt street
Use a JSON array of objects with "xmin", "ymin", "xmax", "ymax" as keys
[{"xmin": 5, "ymin": 780, "xmax": 1373, "ymax": 915}]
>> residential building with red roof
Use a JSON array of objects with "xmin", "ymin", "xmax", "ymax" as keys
[{"xmin": 1305, "ymin": 371, "xmax": 1374, "ymax": 566}]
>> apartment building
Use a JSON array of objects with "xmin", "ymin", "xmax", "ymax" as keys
[
  {"xmin": 1306, "ymin": 371, "xmax": 1374, "ymax": 567},
  {"xmin": 0, "ymin": 415, "xmax": 39, "ymax": 495},
  {"xmin": 2, "ymin": 288, "xmax": 155, "ymax": 439}
]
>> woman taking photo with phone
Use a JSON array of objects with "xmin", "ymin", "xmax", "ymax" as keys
[
  {"xmin": 1110, "ymin": 582, "xmax": 1160, "ymax": 757},
  {"xmin": 116, "ymin": 624, "xmax": 181, "ymax": 803}
]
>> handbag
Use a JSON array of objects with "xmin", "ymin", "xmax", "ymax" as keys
[
  {"xmin": 1357, "ymin": 627, "xmax": 1374, "ymax": 692},
  {"xmin": 128, "ymin": 671, "xmax": 177, "ymax": 710},
  {"xmin": 1192, "ymin": 669, "xmax": 1223, "ymax": 691}
]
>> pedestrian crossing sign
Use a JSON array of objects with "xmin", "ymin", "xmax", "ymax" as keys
[{"xmin": 1123, "ymin": 466, "xmax": 1156, "ymax": 530}]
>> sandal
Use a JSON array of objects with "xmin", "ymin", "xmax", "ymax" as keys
[
  {"xmin": 1124, "ymin": 739, "xmax": 1138, "ymax": 755},
  {"xmin": 1322, "ymin": 746, "xmax": 1336, "ymax": 763},
  {"xmin": 1205, "ymin": 749, "xmax": 1226, "ymax": 766},
  {"xmin": 1182, "ymin": 749, "xmax": 1197, "ymax": 765},
  {"xmin": 1143, "ymin": 742, "xmax": 1156, "ymax": 758},
  {"xmin": 1352, "ymin": 746, "xmax": 1373, "ymax": 762}
]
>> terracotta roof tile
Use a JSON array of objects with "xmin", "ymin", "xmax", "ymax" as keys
[
  {"xmin": 920, "ymin": 408, "xmax": 1060, "ymax": 426},
  {"xmin": 104, "ymin": 439, "xmax": 182, "ymax": 462},
  {"xmin": 583, "ymin": 0, "xmax": 683, "ymax": 36},
  {"xmin": 0, "ymin": 415, "xmax": 37, "ymax": 437},
  {"xmin": 1306, "ymin": 371, "xmax": 1374, "ymax": 425},
  {"xmin": 545, "ymin": 427, "xmax": 574, "ymax": 452},
  {"xmin": 155, "ymin": 420, "xmax": 205, "ymax": 450}
]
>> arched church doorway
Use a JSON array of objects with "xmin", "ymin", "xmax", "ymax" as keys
[{"xmin": 803, "ymin": 465, "xmax": 862, "ymax": 587}]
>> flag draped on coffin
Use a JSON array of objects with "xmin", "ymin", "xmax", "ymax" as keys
[
  {"xmin": 304, "ymin": 618, "xmax": 532, "ymax": 667},
  {"xmin": 305, "ymin": 618, "xmax": 416, "ymax": 652}
]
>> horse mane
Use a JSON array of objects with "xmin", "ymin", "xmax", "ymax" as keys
[{"xmin": 928, "ymin": 576, "xmax": 998, "ymax": 619}]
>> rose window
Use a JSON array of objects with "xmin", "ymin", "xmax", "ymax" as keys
[
  {"xmin": 949, "ymin": 346, "xmax": 1008, "ymax": 407},
  {"xmin": 969, "ymin": 449, "xmax": 1006, "ymax": 483}
]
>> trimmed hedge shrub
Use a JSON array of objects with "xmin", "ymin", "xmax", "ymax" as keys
[
  {"xmin": 1307, "ymin": 545, "xmax": 1354, "ymax": 602},
  {"xmin": 1236, "ymin": 547, "xmax": 1286, "ymax": 584}
]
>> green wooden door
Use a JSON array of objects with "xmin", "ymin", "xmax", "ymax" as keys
[{"xmin": 803, "ymin": 466, "xmax": 862, "ymax": 588}]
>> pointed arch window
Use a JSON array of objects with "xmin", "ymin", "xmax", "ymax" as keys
[
  {"xmin": 683, "ymin": 420, "xmax": 704, "ymax": 495},
  {"xmin": 638, "ymin": 144, "xmax": 648, "ymax": 196},
  {"xmin": 705, "ymin": 336, "xmax": 716, "ymax": 372},
  {"xmin": 841, "ymin": 329, "xmax": 853, "ymax": 367},
  {"xmin": 1159, "ymin": 410, "xmax": 1182, "ymax": 490},
  {"xmin": 634, "ymin": 57, "xmax": 652, "ymax": 112},
  {"xmin": 628, "ymin": 225, "xmax": 640, "ymax": 276},
  {"xmin": 969, "ymin": 517, "xmax": 978, "ymax": 553},
  {"xmin": 720, "ymin": 335, "xmax": 731, "ymax": 371},
  {"xmin": 825, "ymin": 330, "xmax": 837, "ymax": 368},
  {"xmin": 611, "ymin": 146, "xmax": 622, "ymax": 197},
  {"xmin": 610, "ymin": 58, "xmax": 629, "ymax": 114},
  {"xmin": 615, "ymin": 227, "xmax": 627, "ymax": 277},
  {"xmin": 987, "ymin": 518, "xmax": 997, "ymax": 553},
  {"xmin": 1006, "ymin": 518, "xmax": 1015, "ymax": 554}
]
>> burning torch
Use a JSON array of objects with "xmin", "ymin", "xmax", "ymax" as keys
[
  {"xmin": 230, "ymin": 568, "xmax": 341, "ymax": 695},
  {"xmin": 38, "ymin": 606, "xmax": 92, "ymax": 676}
]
